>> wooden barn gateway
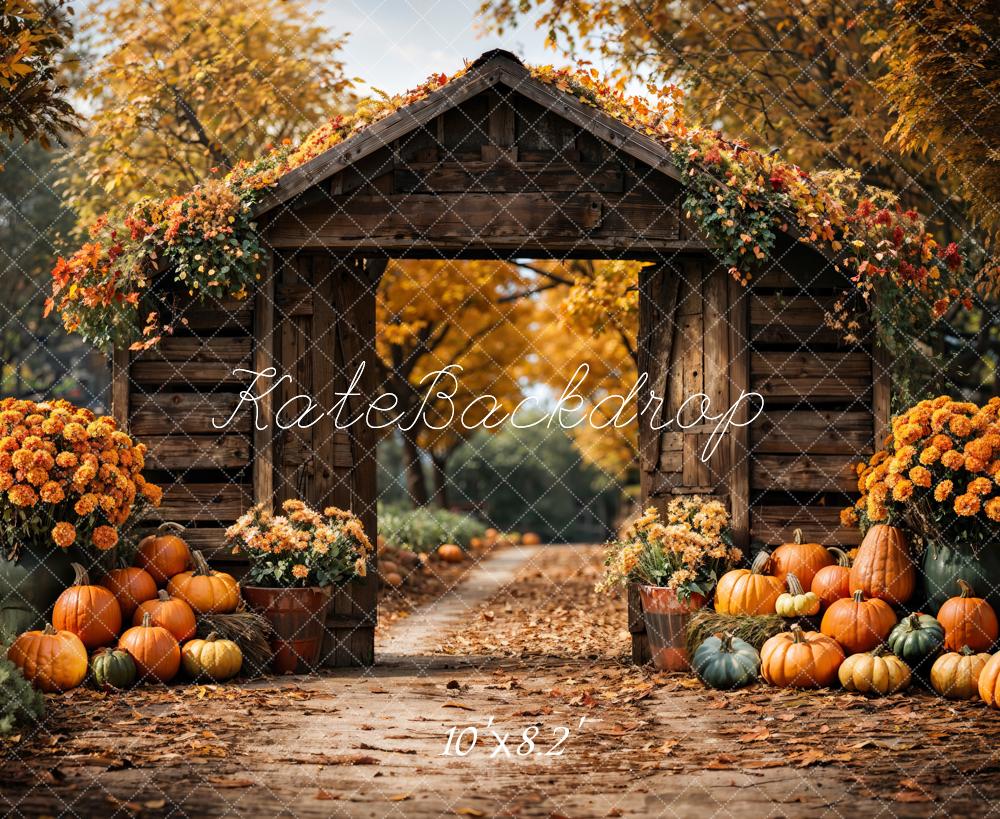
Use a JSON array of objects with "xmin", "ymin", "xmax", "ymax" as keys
[{"xmin": 113, "ymin": 51, "xmax": 888, "ymax": 666}]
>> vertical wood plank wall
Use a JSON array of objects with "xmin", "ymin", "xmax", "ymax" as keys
[
  {"xmin": 121, "ymin": 253, "xmax": 378, "ymax": 667},
  {"xmin": 635, "ymin": 249, "xmax": 881, "ymax": 664}
]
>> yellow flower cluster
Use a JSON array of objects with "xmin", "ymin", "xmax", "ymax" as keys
[
  {"xmin": 598, "ymin": 498, "xmax": 740, "ymax": 594},
  {"xmin": 846, "ymin": 396, "xmax": 1000, "ymax": 528},
  {"xmin": 0, "ymin": 398, "xmax": 160, "ymax": 550},
  {"xmin": 226, "ymin": 499, "xmax": 372, "ymax": 587}
]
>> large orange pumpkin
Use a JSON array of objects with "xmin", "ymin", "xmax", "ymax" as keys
[
  {"xmin": 760, "ymin": 625, "xmax": 844, "ymax": 688},
  {"xmin": 136, "ymin": 523, "xmax": 192, "ymax": 585},
  {"xmin": 52, "ymin": 563, "xmax": 122, "ymax": 649},
  {"xmin": 714, "ymin": 551, "xmax": 782, "ymax": 615},
  {"xmin": 820, "ymin": 589, "xmax": 897, "ymax": 654},
  {"xmin": 134, "ymin": 590, "xmax": 197, "ymax": 643},
  {"xmin": 977, "ymin": 651, "xmax": 1000, "ymax": 708},
  {"xmin": 118, "ymin": 612, "xmax": 180, "ymax": 683},
  {"xmin": 849, "ymin": 524, "xmax": 915, "ymax": 605},
  {"xmin": 167, "ymin": 551, "xmax": 239, "ymax": 614},
  {"xmin": 936, "ymin": 579, "xmax": 999, "ymax": 653},
  {"xmin": 99, "ymin": 567, "xmax": 158, "ymax": 620},
  {"xmin": 810, "ymin": 547, "xmax": 852, "ymax": 609},
  {"xmin": 768, "ymin": 529, "xmax": 835, "ymax": 589},
  {"xmin": 7, "ymin": 624, "xmax": 88, "ymax": 692}
]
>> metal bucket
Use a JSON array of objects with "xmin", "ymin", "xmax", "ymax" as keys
[{"xmin": 638, "ymin": 585, "xmax": 705, "ymax": 671}]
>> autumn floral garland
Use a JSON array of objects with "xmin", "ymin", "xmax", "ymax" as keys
[{"xmin": 47, "ymin": 62, "xmax": 972, "ymax": 351}]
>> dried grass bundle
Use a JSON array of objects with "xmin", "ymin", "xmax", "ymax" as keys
[
  {"xmin": 685, "ymin": 610, "xmax": 791, "ymax": 656},
  {"xmin": 196, "ymin": 611, "xmax": 274, "ymax": 677}
]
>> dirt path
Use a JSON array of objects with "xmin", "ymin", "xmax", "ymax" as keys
[{"xmin": 5, "ymin": 545, "xmax": 1000, "ymax": 818}]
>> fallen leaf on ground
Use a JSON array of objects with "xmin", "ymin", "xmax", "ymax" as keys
[
  {"xmin": 442, "ymin": 702, "xmax": 474, "ymax": 711},
  {"xmin": 738, "ymin": 727, "xmax": 771, "ymax": 742}
]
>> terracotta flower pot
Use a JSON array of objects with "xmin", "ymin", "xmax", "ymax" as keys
[
  {"xmin": 639, "ymin": 585, "xmax": 706, "ymax": 671},
  {"xmin": 242, "ymin": 585, "xmax": 332, "ymax": 673}
]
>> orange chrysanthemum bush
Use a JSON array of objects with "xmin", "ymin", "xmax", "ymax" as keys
[
  {"xmin": 844, "ymin": 396, "xmax": 1000, "ymax": 549},
  {"xmin": 0, "ymin": 398, "xmax": 162, "ymax": 559},
  {"xmin": 47, "ymin": 61, "xmax": 975, "ymax": 352},
  {"xmin": 225, "ymin": 499, "xmax": 372, "ymax": 588}
]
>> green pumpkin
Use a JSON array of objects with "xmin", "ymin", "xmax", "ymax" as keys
[
  {"xmin": 692, "ymin": 632, "xmax": 760, "ymax": 689},
  {"xmin": 922, "ymin": 541, "xmax": 1000, "ymax": 613},
  {"xmin": 888, "ymin": 613, "xmax": 945, "ymax": 666},
  {"xmin": 0, "ymin": 540, "xmax": 77, "ymax": 639},
  {"xmin": 90, "ymin": 648, "xmax": 137, "ymax": 690}
]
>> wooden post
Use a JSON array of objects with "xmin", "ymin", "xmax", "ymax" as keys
[
  {"xmin": 872, "ymin": 343, "xmax": 892, "ymax": 450},
  {"xmin": 727, "ymin": 274, "xmax": 751, "ymax": 550},
  {"xmin": 111, "ymin": 347, "xmax": 130, "ymax": 430},
  {"xmin": 252, "ymin": 251, "xmax": 276, "ymax": 511}
]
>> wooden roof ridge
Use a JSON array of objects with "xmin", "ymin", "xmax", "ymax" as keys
[{"xmin": 252, "ymin": 49, "xmax": 686, "ymax": 219}]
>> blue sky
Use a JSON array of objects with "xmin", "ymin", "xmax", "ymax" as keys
[{"xmin": 323, "ymin": 0, "xmax": 569, "ymax": 95}]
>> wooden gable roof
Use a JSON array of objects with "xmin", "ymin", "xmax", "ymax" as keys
[{"xmin": 253, "ymin": 50, "xmax": 687, "ymax": 220}]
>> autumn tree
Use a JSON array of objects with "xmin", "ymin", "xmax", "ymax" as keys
[
  {"xmin": 879, "ymin": 0, "xmax": 1000, "ymax": 242},
  {"xmin": 62, "ymin": 0, "xmax": 354, "ymax": 225},
  {"xmin": 479, "ymin": 0, "xmax": 963, "ymax": 226},
  {"xmin": 376, "ymin": 259, "xmax": 535, "ymax": 508},
  {"xmin": 527, "ymin": 261, "xmax": 641, "ymax": 482},
  {"xmin": 1, "ymin": 0, "xmax": 80, "ymax": 148}
]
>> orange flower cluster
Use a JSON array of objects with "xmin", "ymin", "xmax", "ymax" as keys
[
  {"xmin": 0, "ymin": 398, "xmax": 161, "ymax": 552},
  {"xmin": 48, "ymin": 58, "xmax": 969, "ymax": 350},
  {"xmin": 844, "ymin": 397, "xmax": 1000, "ymax": 534},
  {"xmin": 226, "ymin": 499, "xmax": 372, "ymax": 588}
]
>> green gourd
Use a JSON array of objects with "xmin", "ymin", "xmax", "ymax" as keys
[
  {"xmin": 888, "ymin": 613, "xmax": 945, "ymax": 666},
  {"xmin": 89, "ymin": 647, "xmax": 137, "ymax": 690},
  {"xmin": 692, "ymin": 632, "xmax": 760, "ymax": 689}
]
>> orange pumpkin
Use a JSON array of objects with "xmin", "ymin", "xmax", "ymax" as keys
[
  {"xmin": 937, "ymin": 579, "xmax": 999, "ymax": 653},
  {"xmin": 978, "ymin": 652, "xmax": 1000, "ymax": 707},
  {"xmin": 436, "ymin": 544, "xmax": 465, "ymax": 564},
  {"xmin": 849, "ymin": 524, "xmax": 915, "ymax": 605},
  {"xmin": 810, "ymin": 547, "xmax": 852, "ymax": 608},
  {"xmin": 99, "ymin": 567, "xmax": 158, "ymax": 620},
  {"xmin": 714, "ymin": 551, "xmax": 783, "ymax": 615},
  {"xmin": 522, "ymin": 532, "xmax": 542, "ymax": 546},
  {"xmin": 118, "ymin": 612, "xmax": 180, "ymax": 683},
  {"xmin": 52, "ymin": 563, "xmax": 122, "ymax": 649},
  {"xmin": 820, "ymin": 589, "xmax": 897, "ymax": 654},
  {"xmin": 7, "ymin": 623, "xmax": 88, "ymax": 693},
  {"xmin": 134, "ymin": 590, "xmax": 197, "ymax": 643},
  {"xmin": 136, "ymin": 523, "xmax": 192, "ymax": 585},
  {"xmin": 760, "ymin": 625, "xmax": 844, "ymax": 688},
  {"xmin": 166, "ymin": 551, "xmax": 239, "ymax": 614},
  {"xmin": 768, "ymin": 529, "xmax": 835, "ymax": 589}
]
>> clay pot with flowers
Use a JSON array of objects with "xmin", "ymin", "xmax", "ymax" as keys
[
  {"xmin": 227, "ymin": 499, "xmax": 372, "ymax": 673},
  {"xmin": 0, "ymin": 397, "xmax": 161, "ymax": 638},
  {"xmin": 598, "ymin": 496, "xmax": 741, "ymax": 671}
]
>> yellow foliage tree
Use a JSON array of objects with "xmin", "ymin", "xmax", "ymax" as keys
[
  {"xmin": 61, "ymin": 0, "xmax": 354, "ymax": 225},
  {"xmin": 479, "ymin": 0, "xmax": 963, "ymax": 228},
  {"xmin": 376, "ymin": 260, "xmax": 535, "ymax": 506},
  {"xmin": 525, "ymin": 260, "xmax": 641, "ymax": 481}
]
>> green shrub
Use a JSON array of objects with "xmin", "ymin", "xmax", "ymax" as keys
[
  {"xmin": 0, "ymin": 656, "xmax": 44, "ymax": 736},
  {"xmin": 378, "ymin": 504, "xmax": 485, "ymax": 552}
]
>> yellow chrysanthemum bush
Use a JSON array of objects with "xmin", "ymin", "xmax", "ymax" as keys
[
  {"xmin": 844, "ymin": 396, "xmax": 1000, "ymax": 548},
  {"xmin": 225, "ymin": 499, "xmax": 372, "ymax": 588},
  {"xmin": 0, "ymin": 397, "xmax": 161, "ymax": 559},
  {"xmin": 598, "ymin": 497, "xmax": 741, "ymax": 601}
]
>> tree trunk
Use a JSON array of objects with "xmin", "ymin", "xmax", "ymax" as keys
[
  {"xmin": 430, "ymin": 452, "xmax": 449, "ymax": 510},
  {"xmin": 400, "ymin": 428, "xmax": 429, "ymax": 507}
]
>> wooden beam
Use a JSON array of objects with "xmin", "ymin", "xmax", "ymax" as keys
[
  {"xmin": 750, "ymin": 453, "xmax": 859, "ymax": 493},
  {"xmin": 750, "ymin": 410, "xmax": 873, "ymax": 455},
  {"xmin": 751, "ymin": 506, "xmax": 862, "ymax": 547},
  {"xmin": 253, "ymin": 253, "xmax": 276, "ymax": 511},
  {"xmin": 111, "ymin": 347, "xmax": 129, "ymax": 431},
  {"xmin": 872, "ymin": 343, "xmax": 892, "ymax": 450},
  {"xmin": 129, "ymin": 392, "xmax": 250, "ymax": 436},
  {"xmin": 727, "ymin": 276, "xmax": 751, "ymax": 549},
  {"xmin": 751, "ymin": 351, "xmax": 872, "ymax": 401},
  {"xmin": 142, "ymin": 435, "xmax": 251, "ymax": 471},
  {"xmin": 264, "ymin": 192, "xmax": 680, "ymax": 249}
]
